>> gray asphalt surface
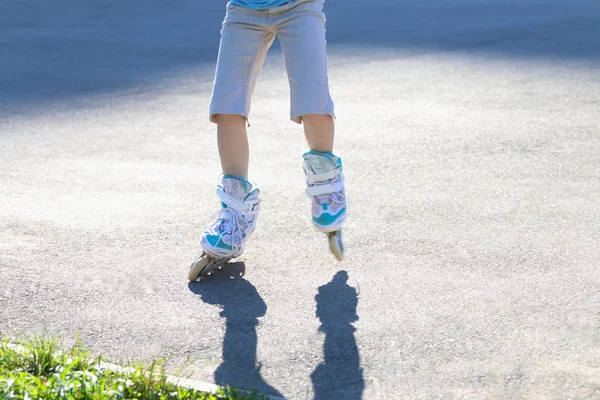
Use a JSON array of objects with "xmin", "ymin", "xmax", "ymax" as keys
[{"xmin": 1, "ymin": 0, "xmax": 600, "ymax": 398}]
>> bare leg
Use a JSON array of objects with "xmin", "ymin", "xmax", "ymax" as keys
[
  {"xmin": 302, "ymin": 114, "xmax": 335, "ymax": 153},
  {"xmin": 216, "ymin": 114, "xmax": 249, "ymax": 179}
]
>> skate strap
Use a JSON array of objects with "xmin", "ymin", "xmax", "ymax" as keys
[
  {"xmin": 306, "ymin": 181, "xmax": 345, "ymax": 197},
  {"xmin": 304, "ymin": 169, "xmax": 339, "ymax": 182},
  {"xmin": 217, "ymin": 187, "xmax": 260, "ymax": 214}
]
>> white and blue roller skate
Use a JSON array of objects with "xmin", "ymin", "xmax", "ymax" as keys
[
  {"xmin": 303, "ymin": 150, "xmax": 347, "ymax": 261},
  {"xmin": 188, "ymin": 175, "xmax": 261, "ymax": 281}
]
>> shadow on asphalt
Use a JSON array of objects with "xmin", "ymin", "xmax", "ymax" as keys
[
  {"xmin": 325, "ymin": 0, "xmax": 600, "ymax": 61},
  {"xmin": 187, "ymin": 268, "xmax": 283, "ymax": 398},
  {"xmin": 1, "ymin": 0, "xmax": 599, "ymax": 114},
  {"xmin": 311, "ymin": 271, "xmax": 364, "ymax": 400},
  {"xmin": 187, "ymin": 268, "xmax": 364, "ymax": 399},
  {"xmin": 0, "ymin": 0, "xmax": 223, "ymax": 113}
]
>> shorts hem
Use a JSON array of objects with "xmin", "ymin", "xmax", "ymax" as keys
[
  {"xmin": 290, "ymin": 110, "xmax": 336, "ymax": 124},
  {"xmin": 209, "ymin": 112, "xmax": 248, "ymax": 124}
]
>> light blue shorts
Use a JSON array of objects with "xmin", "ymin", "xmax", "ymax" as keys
[{"xmin": 209, "ymin": 0, "xmax": 335, "ymax": 124}]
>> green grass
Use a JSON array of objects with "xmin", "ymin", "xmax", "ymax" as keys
[{"xmin": 0, "ymin": 335, "xmax": 268, "ymax": 400}]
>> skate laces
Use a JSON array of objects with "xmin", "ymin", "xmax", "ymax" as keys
[
  {"xmin": 203, "ymin": 179, "xmax": 261, "ymax": 257},
  {"xmin": 203, "ymin": 207, "xmax": 245, "ymax": 255}
]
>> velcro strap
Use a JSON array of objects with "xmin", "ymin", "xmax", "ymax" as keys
[
  {"xmin": 305, "ymin": 169, "xmax": 339, "ymax": 182},
  {"xmin": 217, "ymin": 187, "xmax": 259, "ymax": 213},
  {"xmin": 306, "ymin": 181, "xmax": 344, "ymax": 197}
]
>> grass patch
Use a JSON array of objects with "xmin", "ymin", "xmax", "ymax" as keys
[{"xmin": 0, "ymin": 335, "xmax": 268, "ymax": 399}]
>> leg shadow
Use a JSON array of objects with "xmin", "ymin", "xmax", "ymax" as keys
[
  {"xmin": 311, "ymin": 271, "xmax": 364, "ymax": 400},
  {"xmin": 188, "ymin": 264, "xmax": 282, "ymax": 397}
]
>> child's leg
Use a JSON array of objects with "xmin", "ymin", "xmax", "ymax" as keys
[
  {"xmin": 275, "ymin": 1, "xmax": 336, "ymax": 152},
  {"xmin": 217, "ymin": 114, "xmax": 248, "ymax": 179},
  {"xmin": 302, "ymin": 113, "xmax": 334, "ymax": 154},
  {"xmin": 209, "ymin": 4, "xmax": 276, "ymax": 179},
  {"xmin": 275, "ymin": 1, "xmax": 345, "ymax": 259},
  {"xmin": 274, "ymin": 0, "xmax": 335, "ymax": 126},
  {"xmin": 198, "ymin": 5, "xmax": 274, "ymax": 265}
]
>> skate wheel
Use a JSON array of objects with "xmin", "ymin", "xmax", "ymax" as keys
[
  {"xmin": 188, "ymin": 255, "xmax": 210, "ymax": 282},
  {"xmin": 328, "ymin": 230, "xmax": 344, "ymax": 261}
]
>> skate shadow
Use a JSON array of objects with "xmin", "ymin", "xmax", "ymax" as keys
[
  {"xmin": 311, "ymin": 271, "xmax": 364, "ymax": 400},
  {"xmin": 187, "ymin": 274, "xmax": 282, "ymax": 398}
]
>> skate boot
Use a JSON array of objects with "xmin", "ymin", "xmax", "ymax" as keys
[
  {"xmin": 303, "ymin": 150, "xmax": 346, "ymax": 261},
  {"xmin": 188, "ymin": 175, "xmax": 261, "ymax": 281}
]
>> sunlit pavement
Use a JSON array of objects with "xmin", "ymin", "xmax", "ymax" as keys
[{"xmin": 1, "ymin": 1, "xmax": 599, "ymax": 398}]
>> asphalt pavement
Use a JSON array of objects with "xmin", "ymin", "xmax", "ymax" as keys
[{"xmin": 1, "ymin": 0, "xmax": 599, "ymax": 398}]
